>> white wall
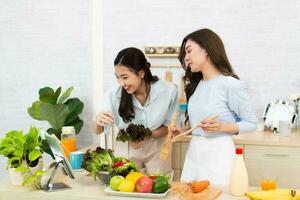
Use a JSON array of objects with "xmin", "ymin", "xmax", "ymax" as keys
[
  {"xmin": 103, "ymin": 0, "xmax": 300, "ymax": 117},
  {"xmin": 0, "ymin": 1, "xmax": 95, "ymax": 177}
]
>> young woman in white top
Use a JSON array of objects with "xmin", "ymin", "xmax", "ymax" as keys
[
  {"xmin": 171, "ymin": 29, "xmax": 257, "ymax": 186},
  {"xmin": 93, "ymin": 47, "xmax": 178, "ymax": 174}
]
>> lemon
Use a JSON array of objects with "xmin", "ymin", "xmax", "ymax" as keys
[
  {"xmin": 125, "ymin": 172, "xmax": 144, "ymax": 184},
  {"xmin": 118, "ymin": 179, "xmax": 135, "ymax": 192}
]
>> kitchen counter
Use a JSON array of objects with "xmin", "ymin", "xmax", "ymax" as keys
[
  {"xmin": 0, "ymin": 170, "xmax": 251, "ymax": 200},
  {"xmin": 176, "ymin": 130, "xmax": 300, "ymax": 147}
]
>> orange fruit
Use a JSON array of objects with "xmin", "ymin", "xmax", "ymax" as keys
[{"xmin": 261, "ymin": 179, "xmax": 277, "ymax": 190}]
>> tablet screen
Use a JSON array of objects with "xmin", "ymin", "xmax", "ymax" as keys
[{"xmin": 43, "ymin": 131, "xmax": 75, "ymax": 179}]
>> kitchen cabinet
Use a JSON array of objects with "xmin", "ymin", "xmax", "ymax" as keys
[
  {"xmin": 244, "ymin": 145, "xmax": 300, "ymax": 188},
  {"xmin": 172, "ymin": 130, "xmax": 300, "ymax": 188}
]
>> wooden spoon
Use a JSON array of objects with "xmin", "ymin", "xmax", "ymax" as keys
[
  {"xmin": 171, "ymin": 114, "xmax": 219, "ymax": 143},
  {"xmin": 160, "ymin": 113, "xmax": 177, "ymax": 160}
]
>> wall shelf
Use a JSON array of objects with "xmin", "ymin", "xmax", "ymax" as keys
[
  {"xmin": 151, "ymin": 64, "xmax": 181, "ymax": 68},
  {"xmin": 145, "ymin": 54, "xmax": 178, "ymax": 58}
]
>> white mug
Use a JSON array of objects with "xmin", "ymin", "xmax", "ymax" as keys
[{"xmin": 278, "ymin": 120, "xmax": 292, "ymax": 137}]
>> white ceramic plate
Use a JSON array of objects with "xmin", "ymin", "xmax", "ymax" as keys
[{"xmin": 104, "ymin": 187, "xmax": 170, "ymax": 199}]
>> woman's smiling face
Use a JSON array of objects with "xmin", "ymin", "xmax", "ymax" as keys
[{"xmin": 114, "ymin": 64, "xmax": 144, "ymax": 94}]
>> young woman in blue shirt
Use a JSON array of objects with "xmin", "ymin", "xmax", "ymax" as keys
[
  {"xmin": 93, "ymin": 47, "xmax": 178, "ymax": 174},
  {"xmin": 171, "ymin": 29, "xmax": 257, "ymax": 186}
]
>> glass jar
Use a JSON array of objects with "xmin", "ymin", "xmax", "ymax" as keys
[{"xmin": 61, "ymin": 126, "xmax": 76, "ymax": 160}]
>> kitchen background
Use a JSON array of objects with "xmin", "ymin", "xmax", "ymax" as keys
[{"xmin": 0, "ymin": 0, "xmax": 299, "ymax": 178}]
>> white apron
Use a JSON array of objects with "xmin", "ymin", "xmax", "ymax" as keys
[
  {"xmin": 181, "ymin": 135, "xmax": 235, "ymax": 186},
  {"xmin": 114, "ymin": 136, "xmax": 171, "ymax": 175}
]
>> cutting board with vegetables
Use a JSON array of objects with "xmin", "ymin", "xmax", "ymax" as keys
[
  {"xmin": 192, "ymin": 187, "xmax": 222, "ymax": 200},
  {"xmin": 171, "ymin": 187, "xmax": 222, "ymax": 200},
  {"xmin": 171, "ymin": 181, "xmax": 222, "ymax": 200}
]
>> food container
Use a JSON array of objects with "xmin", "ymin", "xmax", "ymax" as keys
[{"xmin": 97, "ymin": 171, "xmax": 111, "ymax": 185}]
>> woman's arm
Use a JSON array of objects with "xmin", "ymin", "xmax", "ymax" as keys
[
  {"xmin": 198, "ymin": 79, "xmax": 257, "ymax": 135},
  {"xmin": 92, "ymin": 121, "xmax": 104, "ymax": 134},
  {"xmin": 198, "ymin": 119, "xmax": 239, "ymax": 135},
  {"xmin": 92, "ymin": 111, "xmax": 114, "ymax": 135},
  {"xmin": 151, "ymin": 125, "xmax": 168, "ymax": 138},
  {"xmin": 227, "ymin": 80, "xmax": 257, "ymax": 133}
]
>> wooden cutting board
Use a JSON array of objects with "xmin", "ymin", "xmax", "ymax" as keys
[
  {"xmin": 177, "ymin": 187, "xmax": 222, "ymax": 200},
  {"xmin": 193, "ymin": 187, "xmax": 222, "ymax": 200}
]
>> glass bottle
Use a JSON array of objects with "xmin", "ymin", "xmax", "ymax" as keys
[
  {"xmin": 229, "ymin": 148, "xmax": 249, "ymax": 196},
  {"xmin": 61, "ymin": 126, "xmax": 76, "ymax": 160}
]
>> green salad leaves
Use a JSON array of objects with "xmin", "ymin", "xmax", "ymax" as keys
[
  {"xmin": 116, "ymin": 123, "xmax": 152, "ymax": 142},
  {"xmin": 82, "ymin": 147, "xmax": 137, "ymax": 180}
]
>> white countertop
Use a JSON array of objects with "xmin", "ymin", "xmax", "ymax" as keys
[
  {"xmin": 176, "ymin": 130, "xmax": 300, "ymax": 147},
  {"xmin": 0, "ymin": 170, "xmax": 251, "ymax": 200}
]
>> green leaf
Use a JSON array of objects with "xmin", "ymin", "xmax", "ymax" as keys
[
  {"xmin": 28, "ymin": 149, "xmax": 41, "ymax": 161},
  {"xmin": 25, "ymin": 127, "xmax": 41, "ymax": 151},
  {"xmin": 6, "ymin": 130, "xmax": 23, "ymax": 139},
  {"xmin": 65, "ymin": 117, "xmax": 83, "ymax": 134},
  {"xmin": 22, "ymin": 169, "xmax": 46, "ymax": 188},
  {"xmin": 35, "ymin": 170, "xmax": 46, "ymax": 177},
  {"xmin": 27, "ymin": 101, "xmax": 46, "ymax": 120},
  {"xmin": 58, "ymin": 86, "xmax": 74, "ymax": 104},
  {"xmin": 0, "ymin": 140, "xmax": 10, "ymax": 148},
  {"xmin": 22, "ymin": 176, "xmax": 36, "ymax": 186},
  {"xmin": 41, "ymin": 139, "xmax": 54, "ymax": 159},
  {"xmin": 64, "ymin": 98, "xmax": 84, "ymax": 124},
  {"xmin": 40, "ymin": 103, "xmax": 69, "ymax": 131},
  {"xmin": 13, "ymin": 149, "xmax": 23, "ymax": 157},
  {"xmin": 28, "ymin": 126, "xmax": 39, "ymax": 138},
  {"xmin": 15, "ymin": 165, "xmax": 28, "ymax": 172},
  {"xmin": 46, "ymin": 128, "xmax": 60, "ymax": 139},
  {"xmin": 39, "ymin": 87, "xmax": 57, "ymax": 104},
  {"xmin": 53, "ymin": 87, "xmax": 62, "ymax": 103},
  {"xmin": 8, "ymin": 157, "xmax": 21, "ymax": 166}
]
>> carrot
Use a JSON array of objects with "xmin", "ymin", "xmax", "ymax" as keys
[{"xmin": 190, "ymin": 180, "xmax": 210, "ymax": 193}]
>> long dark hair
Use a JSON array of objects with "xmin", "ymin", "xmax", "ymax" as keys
[
  {"xmin": 114, "ymin": 47, "xmax": 158, "ymax": 123},
  {"xmin": 178, "ymin": 28, "xmax": 239, "ymax": 103}
]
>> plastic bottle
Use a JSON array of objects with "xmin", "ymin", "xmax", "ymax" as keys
[
  {"xmin": 179, "ymin": 104, "xmax": 187, "ymax": 128},
  {"xmin": 229, "ymin": 147, "xmax": 249, "ymax": 196},
  {"xmin": 61, "ymin": 126, "xmax": 76, "ymax": 160}
]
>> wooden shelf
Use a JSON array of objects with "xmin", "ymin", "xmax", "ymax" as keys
[
  {"xmin": 150, "ymin": 64, "xmax": 181, "ymax": 68},
  {"xmin": 145, "ymin": 53, "xmax": 178, "ymax": 58}
]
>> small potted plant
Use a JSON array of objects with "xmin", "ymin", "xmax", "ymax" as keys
[{"xmin": 0, "ymin": 126, "xmax": 45, "ymax": 188}]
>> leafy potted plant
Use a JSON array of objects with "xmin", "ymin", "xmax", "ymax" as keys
[
  {"xmin": 0, "ymin": 127, "xmax": 45, "ymax": 188},
  {"xmin": 27, "ymin": 86, "xmax": 84, "ymax": 156}
]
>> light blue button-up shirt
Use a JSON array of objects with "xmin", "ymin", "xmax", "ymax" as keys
[
  {"xmin": 97, "ymin": 79, "xmax": 178, "ymax": 131},
  {"xmin": 188, "ymin": 74, "xmax": 257, "ymax": 137}
]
